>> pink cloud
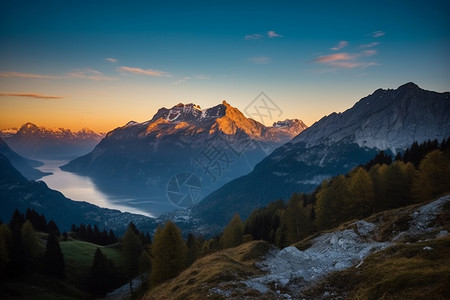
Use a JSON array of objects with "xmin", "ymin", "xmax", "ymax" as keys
[
  {"xmin": 0, "ymin": 92, "xmax": 64, "ymax": 99},
  {"xmin": 267, "ymin": 30, "xmax": 282, "ymax": 38},
  {"xmin": 117, "ymin": 66, "xmax": 171, "ymax": 77},
  {"xmin": 67, "ymin": 69, "xmax": 115, "ymax": 81},
  {"xmin": 331, "ymin": 41, "xmax": 348, "ymax": 51},
  {"xmin": 315, "ymin": 53, "xmax": 354, "ymax": 63}
]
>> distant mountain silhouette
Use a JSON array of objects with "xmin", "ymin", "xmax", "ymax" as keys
[{"xmin": 1, "ymin": 123, "xmax": 104, "ymax": 160}]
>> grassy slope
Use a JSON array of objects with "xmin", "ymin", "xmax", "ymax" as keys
[
  {"xmin": 144, "ymin": 199, "xmax": 450, "ymax": 300},
  {"xmin": 1, "ymin": 239, "xmax": 126, "ymax": 299},
  {"xmin": 143, "ymin": 241, "xmax": 274, "ymax": 300},
  {"xmin": 60, "ymin": 240, "xmax": 126, "ymax": 289}
]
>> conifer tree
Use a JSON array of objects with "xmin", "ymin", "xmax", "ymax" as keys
[
  {"xmin": 45, "ymin": 232, "xmax": 65, "ymax": 278},
  {"xmin": 220, "ymin": 214, "xmax": 244, "ymax": 249},
  {"xmin": 0, "ymin": 224, "xmax": 12, "ymax": 277},
  {"xmin": 21, "ymin": 220, "xmax": 43, "ymax": 269},
  {"xmin": 150, "ymin": 221, "xmax": 187, "ymax": 287},
  {"xmin": 121, "ymin": 223, "xmax": 143, "ymax": 280},
  {"xmin": 348, "ymin": 167, "xmax": 375, "ymax": 218},
  {"xmin": 413, "ymin": 150, "xmax": 450, "ymax": 201}
]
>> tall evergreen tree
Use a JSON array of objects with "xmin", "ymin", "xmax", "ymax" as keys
[
  {"xmin": 150, "ymin": 221, "xmax": 187, "ymax": 287},
  {"xmin": 21, "ymin": 220, "xmax": 43, "ymax": 270},
  {"xmin": 45, "ymin": 232, "xmax": 65, "ymax": 278},
  {"xmin": 220, "ymin": 214, "xmax": 244, "ymax": 249},
  {"xmin": 121, "ymin": 223, "xmax": 143, "ymax": 280}
]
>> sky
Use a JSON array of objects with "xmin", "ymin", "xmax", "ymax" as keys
[{"xmin": 1, "ymin": 0, "xmax": 449, "ymax": 132}]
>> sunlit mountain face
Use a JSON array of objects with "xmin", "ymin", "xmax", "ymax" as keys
[{"xmin": 61, "ymin": 101, "xmax": 307, "ymax": 216}]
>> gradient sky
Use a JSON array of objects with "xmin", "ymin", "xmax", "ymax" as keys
[{"xmin": 1, "ymin": 0, "xmax": 449, "ymax": 132}]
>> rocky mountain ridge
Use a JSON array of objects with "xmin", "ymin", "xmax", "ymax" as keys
[
  {"xmin": 192, "ymin": 83, "xmax": 450, "ymax": 228},
  {"xmin": 62, "ymin": 101, "xmax": 307, "ymax": 216},
  {"xmin": 1, "ymin": 122, "xmax": 104, "ymax": 159}
]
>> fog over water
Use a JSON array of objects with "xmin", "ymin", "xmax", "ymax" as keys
[{"xmin": 36, "ymin": 160, "xmax": 164, "ymax": 218}]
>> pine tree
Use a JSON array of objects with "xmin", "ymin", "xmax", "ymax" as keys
[
  {"xmin": 413, "ymin": 150, "xmax": 450, "ymax": 201},
  {"xmin": 45, "ymin": 232, "xmax": 65, "ymax": 278},
  {"xmin": 150, "ymin": 221, "xmax": 187, "ymax": 287},
  {"xmin": 21, "ymin": 220, "xmax": 43, "ymax": 270},
  {"xmin": 348, "ymin": 167, "xmax": 375, "ymax": 219},
  {"xmin": 121, "ymin": 223, "xmax": 143, "ymax": 279},
  {"xmin": 220, "ymin": 214, "xmax": 244, "ymax": 249},
  {"xmin": 91, "ymin": 247, "xmax": 115, "ymax": 295},
  {"xmin": 0, "ymin": 224, "xmax": 12, "ymax": 277}
]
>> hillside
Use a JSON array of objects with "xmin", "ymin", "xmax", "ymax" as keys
[
  {"xmin": 0, "ymin": 137, "xmax": 50, "ymax": 180},
  {"xmin": 144, "ymin": 194, "xmax": 450, "ymax": 300}
]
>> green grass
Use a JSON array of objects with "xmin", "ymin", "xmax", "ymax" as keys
[{"xmin": 60, "ymin": 240, "xmax": 126, "ymax": 290}]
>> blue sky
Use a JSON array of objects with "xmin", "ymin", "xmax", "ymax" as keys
[{"xmin": 1, "ymin": 0, "xmax": 449, "ymax": 131}]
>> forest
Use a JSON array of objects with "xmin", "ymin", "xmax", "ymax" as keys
[{"xmin": 1, "ymin": 138, "xmax": 449, "ymax": 298}]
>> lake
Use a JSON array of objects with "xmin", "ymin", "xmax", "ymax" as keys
[{"xmin": 36, "ymin": 160, "xmax": 175, "ymax": 218}]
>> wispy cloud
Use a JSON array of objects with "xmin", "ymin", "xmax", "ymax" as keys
[
  {"xmin": 117, "ymin": 66, "xmax": 170, "ymax": 77},
  {"xmin": 244, "ymin": 33, "xmax": 263, "ymax": 40},
  {"xmin": 250, "ymin": 56, "xmax": 270, "ymax": 64},
  {"xmin": 361, "ymin": 42, "xmax": 379, "ymax": 48},
  {"xmin": 363, "ymin": 50, "xmax": 377, "ymax": 56},
  {"xmin": 173, "ymin": 74, "xmax": 208, "ymax": 85},
  {"xmin": 174, "ymin": 76, "xmax": 191, "ymax": 85},
  {"xmin": 67, "ymin": 69, "xmax": 115, "ymax": 81},
  {"xmin": 0, "ymin": 72, "xmax": 58, "ymax": 79},
  {"xmin": 105, "ymin": 57, "xmax": 118, "ymax": 63},
  {"xmin": 267, "ymin": 30, "xmax": 282, "ymax": 38},
  {"xmin": 331, "ymin": 41, "xmax": 348, "ymax": 51},
  {"xmin": 372, "ymin": 30, "xmax": 385, "ymax": 38},
  {"xmin": 0, "ymin": 69, "xmax": 114, "ymax": 81},
  {"xmin": 314, "ymin": 52, "xmax": 377, "ymax": 69},
  {"xmin": 0, "ymin": 92, "xmax": 64, "ymax": 99},
  {"xmin": 315, "ymin": 53, "xmax": 354, "ymax": 63}
]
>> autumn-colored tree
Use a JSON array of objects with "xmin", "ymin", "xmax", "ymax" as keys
[
  {"xmin": 315, "ymin": 175, "xmax": 349, "ymax": 230},
  {"xmin": 283, "ymin": 193, "xmax": 315, "ymax": 245},
  {"xmin": 413, "ymin": 150, "xmax": 450, "ymax": 201},
  {"xmin": 150, "ymin": 221, "xmax": 187, "ymax": 287},
  {"xmin": 347, "ymin": 167, "xmax": 375, "ymax": 219},
  {"xmin": 220, "ymin": 214, "xmax": 244, "ymax": 249}
]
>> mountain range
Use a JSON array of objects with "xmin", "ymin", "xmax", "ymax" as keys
[
  {"xmin": 190, "ymin": 82, "xmax": 450, "ymax": 228},
  {"xmin": 61, "ymin": 101, "xmax": 307, "ymax": 214},
  {"xmin": 0, "ymin": 123, "xmax": 104, "ymax": 160}
]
